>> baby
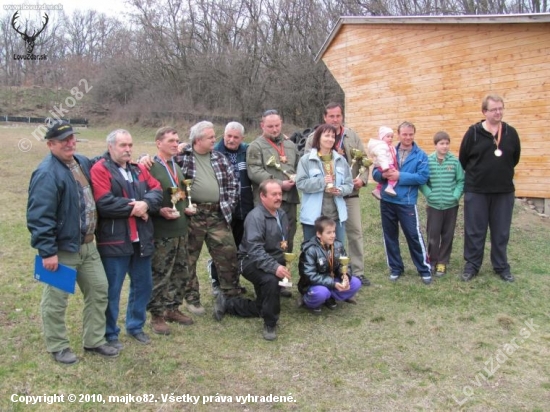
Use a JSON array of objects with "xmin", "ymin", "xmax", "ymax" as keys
[{"xmin": 367, "ymin": 126, "xmax": 397, "ymax": 199}]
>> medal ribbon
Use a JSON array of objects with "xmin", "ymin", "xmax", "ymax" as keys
[
  {"xmin": 493, "ymin": 123, "xmax": 502, "ymax": 151},
  {"xmin": 275, "ymin": 210, "xmax": 286, "ymax": 243},
  {"xmin": 264, "ymin": 136, "xmax": 286, "ymax": 160},
  {"xmin": 155, "ymin": 155, "xmax": 179, "ymax": 187}
]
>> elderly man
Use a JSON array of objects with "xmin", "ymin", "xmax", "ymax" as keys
[
  {"xmin": 305, "ymin": 103, "xmax": 371, "ymax": 286},
  {"xmin": 213, "ymin": 179, "xmax": 291, "ymax": 341},
  {"xmin": 175, "ymin": 121, "xmax": 241, "ymax": 314},
  {"xmin": 146, "ymin": 126, "xmax": 194, "ymax": 336},
  {"xmin": 91, "ymin": 129, "xmax": 162, "ymax": 348},
  {"xmin": 459, "ymin": 94, "xmax": 521, "ymax": 283},
  {"xmin": 373, "ymin": 121, "xmax": 432, "ymax": 285},
  {"xmin": 208, "ymin": 121, "xmax": 254, "ymax": 294},
  {"xmin": 27, "ymin": 120, "xmax": 118, "ymax": 364}
]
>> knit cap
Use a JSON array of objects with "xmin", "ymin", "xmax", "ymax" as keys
[{"xmin": 378, "ymin": 126, "xmax": 393, "ymax": 140}]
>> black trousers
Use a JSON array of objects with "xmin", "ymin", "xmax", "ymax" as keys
[
  {"xmin": 426, "ymin": 205, "xmax": 459, "ymax": 265},
  {"xmin": 463, "ymin": 192, "xmax": 515, "ymax": 275},
  {"xmin": 226, "ymin": 258, "xmax": 280, "ymax": 327}
]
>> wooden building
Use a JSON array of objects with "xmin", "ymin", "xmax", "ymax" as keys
[{"xmin": 316, "ymin": 14, "xmax": 550, "ymax": 201}]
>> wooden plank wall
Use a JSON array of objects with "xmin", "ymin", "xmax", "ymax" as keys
[{"xmin": 322, "ymin": 23, "xmax": 550, "ymax": 198}]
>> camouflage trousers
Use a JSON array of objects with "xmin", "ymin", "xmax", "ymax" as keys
[
  {"xmin": 184, "ymin": 208, "xmax": 239, "ymax": 304},
  {"xmin": 147, "ymin": 236, "xmax": 190, "ymax": 316}
]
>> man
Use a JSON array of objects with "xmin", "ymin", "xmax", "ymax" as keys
[
  {"xmin": 372, "ymin": 121, "xmax": 432, "ymax": 285},
  {"xmin": 305, "ymin": 103, "xmax": 371, "ymax": 286},
  {"xmin": 213, "ymin": 179, "xmax": 291, "ymax": 341},
  {"xmin": 27, "ymin": 120, "xmax": 118, "ymax": 364},
  {"xmin": 247, "ymin": 110, "xmax": 300, "ymax": 254},
  {"xmin": 146, "ymin": 126, "xmax": 194, "ymax": 336},
  {"xmin": 91, "ymin": 129, "xmax": 162, "ymax": 348},
  {"xmin": 175, "ymin": 121, "xmax": 241, "ymax": 315},
  {"xmin": 459, "ymin": 94, "xmax": 520, "ymax": 282},
  {"xmin": 208, "ymin": 121, "xmax": 254, "ymax": 294}
]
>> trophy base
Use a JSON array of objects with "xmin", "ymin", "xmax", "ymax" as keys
[
  {"xmin": 278, "ymin": 280, "xmax": 293, "ymax": 287},
  {"xmin": 171, "ymin": 210, "xmax": 181, "ymax": 217}
]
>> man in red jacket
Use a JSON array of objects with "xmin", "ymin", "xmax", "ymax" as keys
[{"xmin": 91, "ymin": 129, "xmax": 162, "ymax": 349}]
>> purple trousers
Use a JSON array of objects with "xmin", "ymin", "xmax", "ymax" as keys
[{"xmin": 303, "ymin": 276, "xmax": 362, "ymax": 309}]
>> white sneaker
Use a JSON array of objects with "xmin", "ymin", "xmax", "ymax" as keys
[{"xmin": 384, "ymin": 186, "xmax": 397, "ymax": 197}]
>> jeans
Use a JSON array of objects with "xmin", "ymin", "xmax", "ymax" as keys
[{"xmin": 102, "ymin": 244, "xmax": 152, "ymax": 341}]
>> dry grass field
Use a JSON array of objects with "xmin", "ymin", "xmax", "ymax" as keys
[{"xmin": 1, "ymin": 125, "xmax": 550, "ymax": 411}]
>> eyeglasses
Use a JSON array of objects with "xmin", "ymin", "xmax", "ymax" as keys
[
  {"xmin": 262, "ymin": 109, "xmax": 278, "ymax": 117},
  {"xmin": 486, "ymin": 107, "xmax": 504, "ymax": 113}
]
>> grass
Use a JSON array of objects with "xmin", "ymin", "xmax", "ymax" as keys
[{"xmin": 1, "ymin": 124, "xmax": 550, "ymax": 411}]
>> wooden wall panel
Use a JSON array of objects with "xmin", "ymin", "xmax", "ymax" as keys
[{"xmin": 322, "ymin": 22, "xmax": 550, "ymax": 198}]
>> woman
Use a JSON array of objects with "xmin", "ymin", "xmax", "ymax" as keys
[{"xmin": 296, "ymin": 124, "xmax": 353, "ymax": 243}]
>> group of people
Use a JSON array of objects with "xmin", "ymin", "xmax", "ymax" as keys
[{"xmin": 27, "ymin": 94, "xmax": 520, "ymax": 363}]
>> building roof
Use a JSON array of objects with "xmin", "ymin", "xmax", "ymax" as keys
[{"xmin": 315, "ymin": 13, "xmax": 550, "ymax": 62}]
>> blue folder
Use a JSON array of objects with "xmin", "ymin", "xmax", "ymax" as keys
[{"xmin": 34, "ymin": 255, "xmax": 77, "ymax": 294}]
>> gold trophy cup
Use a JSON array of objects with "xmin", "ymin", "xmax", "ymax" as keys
[
  {"xmin": 319, "ymin": 154, "xmax": 334, "ymax": 191},
  {"xmin": 350, "ymin": 148, "xmax": 364, "ymax": 168},
  {"xmin": 279, "ymin": 252, "xmax": 296, "ymax": 287},
  {"xmin": 356, "ymin": 157, "xmax": 373, "ymax": 179},
  {"xmin": 183, "ymin": 179, "xmax": 196, "ymax": 213},
  {"xmin": 169, "ymin": 187, "xmax": 182, "ymax": 217},
  {"xmin": 266, "ymin": 155, "xmax": 296, "ymax": 181},
  {"xmin": 339, "ymin": 255, "xmax": 350, "ymax": 288}
]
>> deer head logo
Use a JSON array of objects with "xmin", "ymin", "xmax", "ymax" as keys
[{"xmin": 11, "ymin": 12, "xmax": 49, "ymax": 55}]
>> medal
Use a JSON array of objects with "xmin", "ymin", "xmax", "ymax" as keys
[
  {"xmin": 494, "ymin": 149, "xmax": 502, "ymax": 157},
  {"xmin": 280, "ymin": 155, "xmax": 287, "ymax": 164},
  {"xmin": 280, "ymin": 240, "xmax": 288, "ymax": 251}
]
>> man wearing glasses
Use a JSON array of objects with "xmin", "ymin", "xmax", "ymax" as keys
[{"xmin": 459, "ymin": 94, "xmax": 521, "ymax": 283}]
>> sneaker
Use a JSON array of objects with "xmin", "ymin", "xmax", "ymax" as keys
[
  {"xmin": 130, "ymin": 332, "xmax": 151, "ymax": 345},
  {"xmin": 213, "ymin": 293, "xmax": 226, "ymax": 322},
  {"xmin": 279, "ymin": 288, "xmax": 292, "ymax": 298},
  {"xmin": 151, "ymin": 315, "xmax": 171, "ymax": 335},
  {"xmin": 165, "ymin": 309, "xmax": 194, "ymax": 325},
  {"xmin": 389, "ymin": 272, "xmax": 401, "ymax": 282},
  {"xmin": 435, "ymin": 264, "xmax": 446, "ymax": 277},
  {"xmin": 371, "ymin": 189, "xmax": 381, "ymax": 200},
  {"xmin": 84, "ymin": 344, "xmax": 119, "ymax": 358},
  {"xmin": 384, "ymin": 186, "xmax": 397, "ymax": 197},
  {"xmin": 51, "ymin": 348, "xmax": 78, "ymax": 364},
  {"xmin": 499, "ymin": 272, "xmax": 515, "ymax": 282},
  {"xmin": 421, "ymin": 276, "xmax": 432, "ymax": 285},
  {"xmin": 262, "ymin": 325, "xmax": 277, "ymax": 341},
  {"xmin": 311, "ymin": 307, "xmax": 322, "ymax": 315},
  {"xmin": 186, "ymin": 301, "xmax": 206, "ymax": 316},
  {"xmin": 461, "ymin": 272, "xmax": 476, "ymax": 282},
  {"xmin": 106, "ymin": 339, "xmax": 124, "ymax": 351},
  {"xmin": 357, "ymin": 275, "xmax": 371, "ymax": 286},
  {"xmin": 325, "ymin": 297, "xmax": 337, "ymax": 309}
]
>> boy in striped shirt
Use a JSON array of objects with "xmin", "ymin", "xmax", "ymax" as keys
[{"xmin": 420, "ymin": 131, "xmax": 465, "ymax": 277}]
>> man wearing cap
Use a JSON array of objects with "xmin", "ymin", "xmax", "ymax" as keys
[{"xmin": 27, "ymin": 120, "xmax": 119, "ymax": 364}]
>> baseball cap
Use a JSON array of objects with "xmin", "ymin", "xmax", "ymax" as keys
[{"xmin": 44, "ymin": 120, "xmax": 79, "ymax": 140}]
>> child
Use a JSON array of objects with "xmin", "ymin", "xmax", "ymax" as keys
[
  {"xmin": 368, "ymin": 126, "xmax": 397, "ymax": 199},
  {"xmin": 298, "ymin": 216, "xmax": 362, "ymax": 314},
  {"xmin": 420, "ymin": 131, "xmax": 464, "ymax": 277}
]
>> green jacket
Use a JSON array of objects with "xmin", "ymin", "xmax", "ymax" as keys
[
  {"xmin": 420, "ymin": 152, "xmax": 464, "ymax": 210},
  {"xmin": 149, "ymin": 158, "xmax": 188, "ymax": 239}
]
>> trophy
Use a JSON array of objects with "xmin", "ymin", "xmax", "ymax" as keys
[
  {"xmin": 356, "ymin": 157, "xmax": 373, "ymax": 179},
  {"xmin": 266, "ymin": 155, "xmax": 296, "ymax": 181},
  {"xmin": 183, "ymin": 179, "xmax": 196, "ymax": 213},
  {"xmin": 339, "ymin": 255, "xmax": 350, "ymax": 288},
  {"xmin": 319, "ymin": 154, "xmax": 334, "ymax": 191},
  {"xmin": 169, "ymin": 187, "xmax": 183, "ymax": 217},
  {"xmin": 350, "ymin": 148, "xmax": 364, "ymax": 168},
  {"xmin": 279, "ymin": 252, "xmax": 296, "ymax": 288}
]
